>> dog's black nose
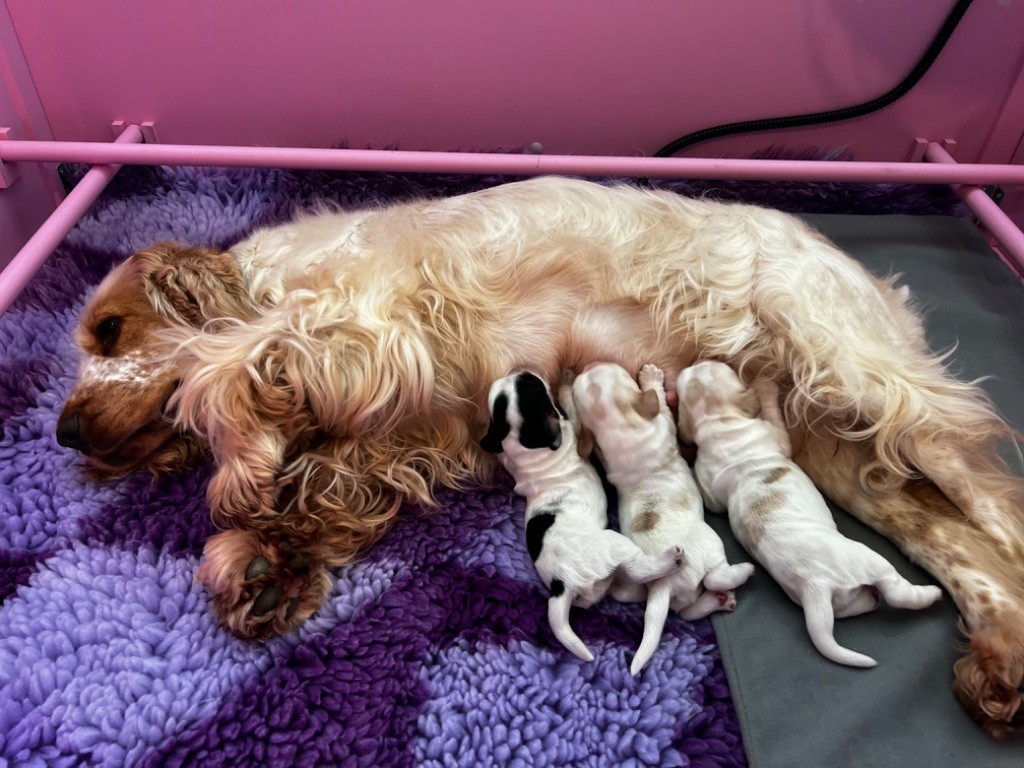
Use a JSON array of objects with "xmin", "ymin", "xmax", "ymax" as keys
[{"xmin": 56, "ymin": 412, "xmax": 90, "ymax": 454}]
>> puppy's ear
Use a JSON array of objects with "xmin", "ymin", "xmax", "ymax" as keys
[
  {"xmin": 577, "ymin": 425, "xmax": 596, "ymax": 459},
  {"xmin": 136, "ymin": 242, "xmax": 253, "ymax": 326},
  {"xmin": 634, "ymin": 389, "xmax": 660, "ymax": 420},
  {"xmin": 516, "ymin": 374, "xmax": 563, "ymax": 451},
  {"xmin": 677, "ymin": 403, "xmax": 696, "ymax": 444},
  {"xmin": 737, "ymin": 389, "xmax": 761, "ymax": 419},
  {"xmin": 480, "ymin": 393, "xmax": 509, "ymax": 453}
]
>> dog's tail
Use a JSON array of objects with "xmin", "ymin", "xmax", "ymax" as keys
[
  {"xmin": 802, "ymin": 581, "xmax": 876, "ymax": 668},
  {"xmin": 631, "ymin": 578, "xmax": 672, "ymax": 675},
  {"xmin": 548, "ymin": 590, "xmax": 594, "ymax": 662}
]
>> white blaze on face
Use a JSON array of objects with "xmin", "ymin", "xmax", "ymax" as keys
[{"xmin": 77, "ymin": 351, "xmax": 167, "ymax": 388}]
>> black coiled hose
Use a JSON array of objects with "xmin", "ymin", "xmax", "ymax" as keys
[{"xmin": 651, "ymin": 0, "xmax": 974, "ymax": 160}]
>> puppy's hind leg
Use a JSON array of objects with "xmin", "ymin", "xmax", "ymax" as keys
[
  {"xmin": 548, "ymin": 589, "xmax": 594, "ymax": 661},
  {"xmin": 704, "ymin": 561, "xmax": 755, "ymax": 592},
  {"xmin": 802, "ymin": 581, "xmax": 877, "ymax": 668},
  {"xmin": 874, "ymin": 570, "xmax": 944, "ymax": 611},
  {"xmin": 679, "ymin": 589, "xmax": 737, "ymax": 620},
  {"xmin": 612, "ymin": 536, "xmax": 685, "ymax": 584}
]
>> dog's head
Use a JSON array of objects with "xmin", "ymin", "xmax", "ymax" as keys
[
  {"xmin": 480, "ymin": 371, "xmax": 564, "ymax": 454},
  {"xmin": 676, "ymin": 360, "xmax": 759, "ymax": 443},
  {"xmin": 57, "ymin": 242, "xmax": 251, "ymax": 477},
  {"xmin": 571, "ymin": 363, "xmax": 660, "ymax": 436}
]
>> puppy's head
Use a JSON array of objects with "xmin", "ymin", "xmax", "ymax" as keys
[
  {"xmin": 57, "ymin": 242, "xmax": 251, "ymax": 477},
  {"xmin": 480, "ymin": 371, "xmax": 563, "ymax": 454},
  {"xmin": 676, "ymin": 360, "xmax": 759, "ymax": 442},
  {"xmin": 571, "ymin": 363, "xmax": 659, "ymax": 435}
]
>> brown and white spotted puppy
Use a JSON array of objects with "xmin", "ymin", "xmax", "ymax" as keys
[
  {"xmin": 481, "ymin": 370, "xmax": 684, "ymax": 662},
  {"xmin": 678, "ymin": 360, "xmax": 943, "ymax": 667},
  {"xmin": 572, "ymin": 363, "xmax": 754, "ymax": 675}
]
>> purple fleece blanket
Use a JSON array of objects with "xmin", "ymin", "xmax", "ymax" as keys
[{"xmin": 0, "ymin": 158, "xmax": 961, "ymax": 767}]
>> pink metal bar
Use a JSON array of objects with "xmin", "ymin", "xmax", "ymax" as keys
[
  {"xmin": 4, "ymin": 137, "xmax": 1024, "ymax": 186},
  {"xmin": 0, "ymin": 124, "xmax": 144, "ymax": 316},
  {"xmin": 924, "ymin": 142, "xmax": 1024, "ymax": 280}
]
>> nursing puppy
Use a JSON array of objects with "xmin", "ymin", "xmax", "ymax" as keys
[
  {"xmin": 481, "ymin": 370, "xmax": 684, "ymax": 662},
  {"xmin": 678, "ymin": 360, "xmax": 943, "ymax": 668},
  {"xmin": 572, "ymin": 363, "xmax": 755, "ymax": 674}
]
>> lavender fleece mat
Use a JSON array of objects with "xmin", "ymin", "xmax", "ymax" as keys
[{"xmin": 0, "ymin": 157, "xmax": 963, "ymax": 768}]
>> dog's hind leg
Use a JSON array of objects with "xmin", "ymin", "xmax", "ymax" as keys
[
  {"xmin": 548, "ymin": 590, "xmax": 594, "ymax": 661},
  {"xmin": 874, "ymin": 573, "xmax": 944, "ymax": 611},
  {"xmin": 678, "ymin": 589, "xmax": 736, "ymax": 620},
  {"xmin": 612, "ymin": 536, "xmax": 685, "ymax": 584},
  {"xmin": 796, "ymin": 429, "xmax": 1024, "ymax": 735},
  {"xmin": 704, "ymin": 561, "xmax": 755, "ymax": 592}
]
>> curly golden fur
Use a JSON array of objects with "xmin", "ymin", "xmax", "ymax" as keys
[{"xmin": 61, "ymin": 177, "xmax": 1024, "ymax": 735}]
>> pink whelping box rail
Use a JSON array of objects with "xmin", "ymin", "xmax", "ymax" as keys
[{"xmin": 1, "ymin": 125, "xmax": 1022, "ymax": 316}]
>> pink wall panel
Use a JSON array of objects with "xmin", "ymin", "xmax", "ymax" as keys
[
  {"xmin": 6, "ymin": 0, "xmax": 1024, "ymax": 163},
  {"xmin": 0, "ymin": 0, "xmax": 61, "ymax": 270}
]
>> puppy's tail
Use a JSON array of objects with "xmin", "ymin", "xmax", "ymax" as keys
[
  {"xmin": 631, "ymin": 579, "xmax": 672, "ymax": 675},
  {"xmin": 802, "ymin": 582, "xmax": 876, "ymax": 668},
  {"xmin": 548, "ymin": 590, "xmax": 594, "ymax": 662}
]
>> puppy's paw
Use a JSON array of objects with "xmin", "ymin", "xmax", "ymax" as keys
[
  {"xmin": 638, "ymin": 364, "xmax": 665, "ymax": 390},
  {"xmin": 195, "ymin": 529, "xmax": 331, "ymax": 640},
  {"xmin": 716, "ymin": 590, "xmax": 737, "ymax": 612},
  {"xmin": 667, "ymin": 545, "xmax": 685, "ymax": 569}
]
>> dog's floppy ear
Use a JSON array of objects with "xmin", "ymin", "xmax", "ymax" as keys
[
  {"xmin": 634, "ymin": 389, "xmax": 661, "ymax": 420},
  {"xmin": 736, "ymin": 389, "xmax": 761, "ymax": 419},
  {"xmin": 677, "ymin": 403, "xmax": 696, "ymax": 444},
  {"xmin": 480, "ymin": 393, "xmax": 510, "ymax": 453},
  {"xmin": 136, "ymin": 242, "xmax": 253, "ymax": 326},
  {"xmin": 516, "ymin": 374, "xmax": 562, "ymax": 451},
  {"xmin": 577, "ymin": 425, "xmax": 596, "ymax": 459}
]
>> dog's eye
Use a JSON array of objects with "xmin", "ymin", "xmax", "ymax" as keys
[{"xmin": 96, "ymin": 316, "xmax": 122, "ymax": 352}]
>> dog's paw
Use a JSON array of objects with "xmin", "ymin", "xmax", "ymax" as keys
[
  {"xmin": 195, "ymin": 529, "xmax": 331, "ymax": 640},
  {"xmin": 716, "ymin": 590, "xmax": 737, "ymax": 612},
  {"xmin": 667, "ymin": 545, "xmax": 685, "ymax": 568},
  {"xmin": 638, "ymin": 364, "xmax": 665, "ymax": 390}
]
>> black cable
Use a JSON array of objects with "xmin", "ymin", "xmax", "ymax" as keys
[{"xmin": 651, "ymin": 0, "xmax": 974, "ymax": 160}]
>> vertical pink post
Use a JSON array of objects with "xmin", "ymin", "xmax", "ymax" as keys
[
  {"xmin": 0, "ymin": 124, "xmax": 144, "ymax": 316},
  {"xmin": 924, "ymin": 142, "xmax": 1024, "ymax": 281}
]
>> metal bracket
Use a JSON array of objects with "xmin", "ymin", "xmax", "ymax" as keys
[
  {"xmin": 112, "ymin": 120, "xmax": 158, "ymax": 143},
  {"xmin": 909, "ymin": 137, "xmax": 957, "ymax": 162},
  {"xmin": 0, "ymin": 128, "xmax": 19, "ymax": 189}
]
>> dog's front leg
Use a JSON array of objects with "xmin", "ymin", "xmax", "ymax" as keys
[{"xmin": 206, "ymin": 429, "xmax": 287, "ymax": 530}]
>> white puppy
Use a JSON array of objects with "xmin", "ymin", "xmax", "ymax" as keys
[
  {"xmin": 481, "ymin": 370, "xmax": 684, "ymax": 662},
  {"xmin": 677, "ymin": 360, "xmax": 943, "ymax": 668},
  {"xmin": 572, "ymin": 363, "xmax": 755, "ymax": 674}
]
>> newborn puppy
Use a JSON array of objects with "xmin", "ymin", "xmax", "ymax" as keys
[
  {"xmin": 572, "ymin": 363, "xmax": 754, "ymax": 674},
  {"xmin": 677, "ymin": 360, "xmax": 943, "ymax": 668},
  {"xmin": 481, "ymin": 370, "xmax": 684, "ymax": 662}
]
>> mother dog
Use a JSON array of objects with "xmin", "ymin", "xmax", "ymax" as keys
[{"xmin": 57, "ymin": 177, "xmax": 1024, "ymax": 735}]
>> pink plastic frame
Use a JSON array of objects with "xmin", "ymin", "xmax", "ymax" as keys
[{"xmin": 1, "ymin": 126, "xmax": 1022, "ymax": 316}]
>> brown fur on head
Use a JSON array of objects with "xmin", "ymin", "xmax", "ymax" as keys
[
  {"xmin": 954, "ymin": 618, "xmax": 1024, "ymax": 738},
  {"xmin": 59, "ymin": 242, "xmax": 253, "ymax": 478},
  {"xmin": 676, "ymin": 360, "xmax": 760, "ymax": 443}
]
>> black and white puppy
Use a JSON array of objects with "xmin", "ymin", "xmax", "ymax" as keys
[{"xmin": 482, "ymin": 371, "xmax": 684, "ymax": 661}]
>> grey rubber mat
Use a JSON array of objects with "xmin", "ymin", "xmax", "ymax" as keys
[{"xmin": 708, "ymin": 214, "xmax": 1024, "ymax": 768}]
